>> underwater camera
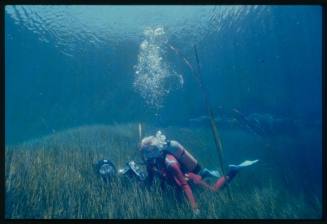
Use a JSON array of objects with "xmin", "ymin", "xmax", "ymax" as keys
[
  {"xmin": 95, "ymin": 159, "xmax": 117, "ymax": 183},
  {"xmin": 118, "ymin": 160, "xmax": 146, "ymax": 181},
  {"xmin": 95, "ymin": 159, "xmax": 146, "ymax": 183}
]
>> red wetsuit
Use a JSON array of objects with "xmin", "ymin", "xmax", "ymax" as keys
[{"xmin": 146, "ymin": 153, "xmax": 231, "ymax": 211}]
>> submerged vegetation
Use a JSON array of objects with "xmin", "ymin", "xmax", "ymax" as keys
[{"xmin": 5, "ymin": 123, "xmax": 322, "ymax": 219}]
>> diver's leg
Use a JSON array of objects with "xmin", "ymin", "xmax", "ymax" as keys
[
  {"xmin": 188, "ymin": 160, "xmax": 259, "ymax": 192},
  {"xmin": 165, "ymin": 154, "xmax": 198, "ymax": 211},
  {"xmin": 187, "ymin": 169, "xmax": 238, "ymax": 192},
  {"xmin": 187, "ymin": 173, "xmax": 216, "ymax": 191},
  {"xmin": 213, "ymin": 159, "xmax": 260, "ymax": 191},
  {"xmin": 199, "ymin": 168, "xmax": 221, "ymax": 179}
]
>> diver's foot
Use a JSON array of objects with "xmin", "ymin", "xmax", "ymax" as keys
[{"xmin": 200, "ymin": 168, "xmax": 221, "ymax": 179}]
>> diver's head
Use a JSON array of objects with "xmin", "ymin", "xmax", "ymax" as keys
[{"xmin": 139, "ymin": 131, "xmax": 167, "ymax": 162}]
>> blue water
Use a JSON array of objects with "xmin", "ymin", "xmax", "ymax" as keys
[
  {"xmin": 5, "ymin": 5, "xmax": 322, "ymax": 144},
  {"xmin": 4, "ymin": 5, "xmax": 323, "ymax": 219}
]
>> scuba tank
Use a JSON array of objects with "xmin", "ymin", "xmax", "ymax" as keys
[
  {"xmin": 141, "ymin": 131, "xmax": 199, "ymax": 173},
  {"xmin": 164, "ymin": 140, "xmax": 199, "ymax": 173}
]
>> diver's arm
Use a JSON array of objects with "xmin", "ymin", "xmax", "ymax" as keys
[
  {"xmin": 171, "ymin": 166, "xmax": 197, "ymax": 211},
  {"xmin": 165, "ymin": 154, "xmax": 198, "ymax": 211}
]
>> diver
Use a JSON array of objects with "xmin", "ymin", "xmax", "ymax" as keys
[{"xmin": 139, "ymin": 130, "xmax": 259, "ymax": 216}]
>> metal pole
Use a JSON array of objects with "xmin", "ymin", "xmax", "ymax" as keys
[
  {"xmin": 193, "ymin": 45, "xmax": 232, "ymax": 200},
  {"xmin": 167, "ymin": 42, "xmax": 233, "ymax": 200}
]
